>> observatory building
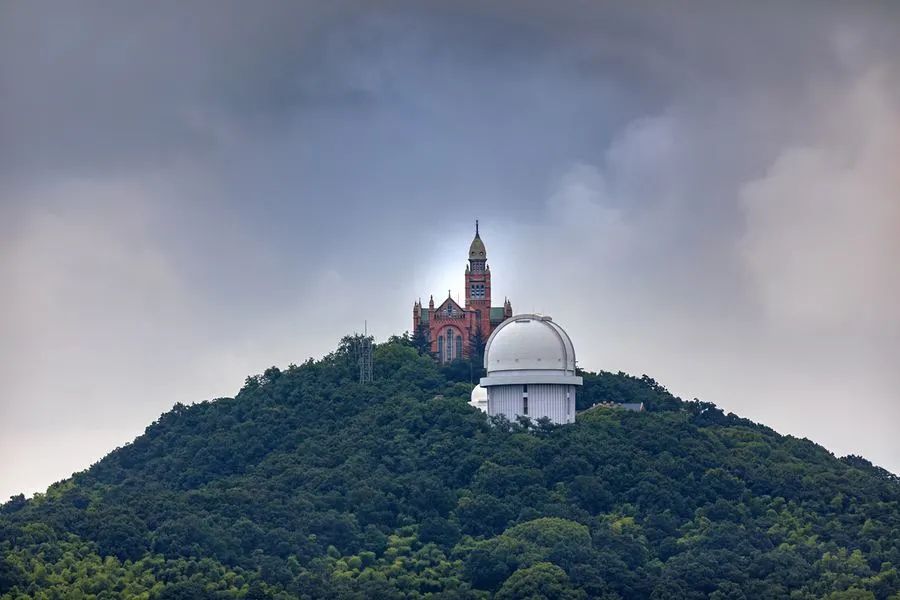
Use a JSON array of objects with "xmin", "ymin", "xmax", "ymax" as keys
[
  {"xmin": 468, "ymin": 383, "xmax": 488, "ymax": 413},
  {"xmin": 474, "ymin": 314, "xmax": 582, "ymax": 424}
]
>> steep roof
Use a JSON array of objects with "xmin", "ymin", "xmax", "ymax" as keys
[
  {"xmin": 434, "ymin": 297, "xmax": 464, "ymax": 318},
  {"xmin": 469, "ymin": 221, "xmax": 486, "ymax": 260}
]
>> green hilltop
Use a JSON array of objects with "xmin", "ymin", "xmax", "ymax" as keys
[{"xmin": 1, "ymin": 335, "xmax": 899, "ymax": 599}]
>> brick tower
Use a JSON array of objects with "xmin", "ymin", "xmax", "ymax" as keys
[{"xmin": 413, "ymin": 222, "xmax": 513, "ymax": 362}]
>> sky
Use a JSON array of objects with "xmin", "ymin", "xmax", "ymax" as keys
[{"xmin": 1, "ymin": 1, "xmax": 899, "ymax": 500}]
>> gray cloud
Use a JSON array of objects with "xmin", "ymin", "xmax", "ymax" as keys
[{"xmin": 2, "ymin": 1, "xmax": 899, "ymax": 498}]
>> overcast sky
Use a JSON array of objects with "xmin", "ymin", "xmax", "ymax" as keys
[{"xmin": 2, "ymin": 1, "xmax": 899, "ymax": 500}]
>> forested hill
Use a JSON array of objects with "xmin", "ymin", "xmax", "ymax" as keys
[{"xmin": 2, "ymin": 336, "xmax": 899, "ymax": 599}]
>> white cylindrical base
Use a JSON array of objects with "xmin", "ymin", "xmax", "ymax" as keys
[{"xmin": 486, "ymin": 384, "xmax": 576, "ymax": 424}]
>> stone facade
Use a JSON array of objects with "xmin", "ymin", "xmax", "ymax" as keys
[{"xmin": 413, "ymin": 223, "xmax": 512, "ymax": 362}]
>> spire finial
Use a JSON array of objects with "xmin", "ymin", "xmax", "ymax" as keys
[{"xmin": 475, "ymin": 219, "xmax": 479, "ymax": 236}]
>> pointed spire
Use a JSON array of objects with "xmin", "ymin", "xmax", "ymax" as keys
[{"xmin": 469, "ymin": 219, "xmax": 487, "ymax": 260}]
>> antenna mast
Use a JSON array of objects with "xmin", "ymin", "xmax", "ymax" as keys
[{"xmin": 357, "ymin": 321, "xmax": 373, "ymax": 384}]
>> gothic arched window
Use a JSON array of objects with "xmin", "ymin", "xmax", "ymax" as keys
[
  {"xmin": 455, "ymin": 334, "xmax": 463, "ymax": 360},
  {"xmin": 437, "ymin": 335, "xmax": 444, "ymax": 362}
]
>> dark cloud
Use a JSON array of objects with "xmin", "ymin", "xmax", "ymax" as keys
[{"xmin": 2, "ymin": 1, "xmax": 899, "ymax": 498}]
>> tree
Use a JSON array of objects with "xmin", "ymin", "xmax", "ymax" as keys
[
  {"xmin": 468, "ymin": 326, "xmax": 487, "ymax": 379},
  {"xmin": 496, "ymin": 563, "xmax": 586, "ymax": 600},
  {"xmin": 412, "ymin": 322, "xmax": 432, "ymax": 356}
]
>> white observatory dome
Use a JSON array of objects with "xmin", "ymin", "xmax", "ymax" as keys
[
  {"xmin": 469, "ymin": 384, "xmax": 488, "ymax": 413},
  {"xmin": 479, "ymin": 314, "xmax": 582, "ymax": 424},
  {"xmin": 482, "ymin": 314, "xmax": 577, "ymax": 382}
]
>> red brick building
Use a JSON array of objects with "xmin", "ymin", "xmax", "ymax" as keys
[{"xmin": 413, "ymin": 222, "xmax": 513, "ymax": 362}]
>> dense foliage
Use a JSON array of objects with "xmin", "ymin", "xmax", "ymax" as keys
[{"xmin": 2, "ymin": 336, "xmax": 899, "ymax": 599}]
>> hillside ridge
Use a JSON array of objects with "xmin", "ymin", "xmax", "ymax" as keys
[{"xmin": 2, "ymin": 336, "xmax": 899, "ymax": 599}]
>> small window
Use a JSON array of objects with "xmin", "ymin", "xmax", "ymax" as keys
[
  {"xmin": 523, "ymin": 397, "xmax": 528, "ymax": 415},
  {"xmin": 523, "ymin": 384, "xmax": 528, "ymax": 393}
]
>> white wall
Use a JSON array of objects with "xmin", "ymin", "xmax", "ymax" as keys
[{"xmin": 487, "ymin": 384, "xmax": 575, "ymax": 424}]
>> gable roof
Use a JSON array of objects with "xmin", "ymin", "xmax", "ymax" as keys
[{"xmin": 435, "ymin": 297, "xmax": 464, "ymax": 317}]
